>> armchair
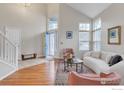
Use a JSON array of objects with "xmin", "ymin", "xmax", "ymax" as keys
[
  {"xmin": 63, "ymin": 48, "xmax": 74, "ymax": 58},
  {"xmin": 63, "ymin": 48, "xmax": 74, "ymax": 71},
  {"xmin": 68, "ymin": 71, "xmax": 121, "ymax": 85}
]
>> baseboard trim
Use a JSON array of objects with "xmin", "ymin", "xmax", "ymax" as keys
[{"xmin": 0, "ymin": 68, "xmax": 17, "ymax": 80}]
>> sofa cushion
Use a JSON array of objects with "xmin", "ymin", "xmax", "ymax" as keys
[
  {"xmin": 100, "ymin": 52, "xmax": 113, "ymax": 63},
  {"xmin": 83, "ymin": 57, "xmax": 110, "ymax": 74},
  {"xmin": 91, "ymin": 51, "xmax": 101, "ymax": 59}
]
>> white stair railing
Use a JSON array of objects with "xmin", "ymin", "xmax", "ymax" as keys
[{"xmin": 0, "ymin": 30, "xmax": 18, "ymax": 69}]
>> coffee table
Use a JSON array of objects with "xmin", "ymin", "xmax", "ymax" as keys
[
  {"xmin": 73, "ymin": 58, "xmax": 84, "ymax": 72},
  {"xmin": 64, "ymin": 58, "xmax": 84, "ymax": 72}
]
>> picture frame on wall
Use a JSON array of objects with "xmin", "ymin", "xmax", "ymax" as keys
[
  {"xmin": 108, "ymin": 26, "xmax": 121, "ymax": 45},
  {"xmin": 66, "ymin": 31, "xmax": 73, "ymax": 39}
]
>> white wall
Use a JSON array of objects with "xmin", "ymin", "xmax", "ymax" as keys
[
  {"xmin": 47, "ymin": 3, "xmax": 59, "ymax": 19},
  {"xmin": 0, "ymin": 4, "xmax": 46, "ymax": 57},
  {"xmin": 97, "ymin": 4, "xmax": 124, "ymax": 54},
  {"xmin": 58, "ymin": 4, "xmax": 91, "ymax": 57}
]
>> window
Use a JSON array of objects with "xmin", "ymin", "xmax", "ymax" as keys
[
  {"xmin": 93, "ymin": 18, "xmax": 101, "ymax": 51},
  {"xmin": 48, "ymin": 21, "xmax": 57, "ymax": 30},
  {"xmin": 79, "ymin": 23, "xmax": 90, "ymax": 31},
  {"xmin": 79, "ymin": 23, "xmax": 90, "ymax": 51},
  {"xmin": 48, "ymin": 17, "xmax": 58, "ymax": 31}
]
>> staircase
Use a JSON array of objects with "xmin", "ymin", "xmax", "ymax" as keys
[{"xmin": 0, "ymin": 28, "xmax": 18, "ymax": 80}]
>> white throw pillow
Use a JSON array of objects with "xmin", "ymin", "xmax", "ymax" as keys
[
  {"xmin": 91, "ymin": 51, "xmax": 101, "ymax": 58},
  {"xmin": 83, "ymin": 52, "xmax": 91, "ymax": 59},
  {"xmin": 107, "ymin": 56, "xmax": 112, "ymax": 63},
  {"xmin": 101, "ymin": 52, "xmax": 112, "ymax": 63}
]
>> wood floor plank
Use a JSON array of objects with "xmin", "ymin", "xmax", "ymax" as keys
[{"xmin": 0, "ymin": 60, "xmax": 56, "ymax": 85}]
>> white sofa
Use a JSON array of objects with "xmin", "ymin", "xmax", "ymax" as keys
[{"xmin": 83, "ymin": 51, "xmax": 124, "ymax": 85}]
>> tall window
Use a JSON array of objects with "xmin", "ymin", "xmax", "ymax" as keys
[
  {"xmin": 93, "ymin": 18, "xmax": 101, "ymax": 51},
  {"xmin": 79, "ymin": 23, "xmax": 90, "ymax": 51}
]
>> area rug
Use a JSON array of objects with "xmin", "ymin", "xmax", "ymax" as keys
[
  {"xmin": 19, "ymin": 58, "xmax": 49, "ymax": 69},
  {"xmin": 55, "ymin": 62, "xmax": 94, "ymax": 85}
]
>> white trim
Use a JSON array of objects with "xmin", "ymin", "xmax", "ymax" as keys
[
  {"xmin": 0, "ymin": 31, "xmax": 16, "ymax": 48},
  {"xmin": 0, "ymin": 28, "xmax": 18, "ymax": 80},
  {"xmin": 0, "ymin": 29, "xmax": 18, "ymax": 68}
]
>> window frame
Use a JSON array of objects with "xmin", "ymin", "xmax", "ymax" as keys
[
  {"xmin": 79, "ymin": 23, "xmax": 91, "ymax": 51},
  {"xmin": 92, "ymin": 18, "xmax": 101, "ymax": 51}
]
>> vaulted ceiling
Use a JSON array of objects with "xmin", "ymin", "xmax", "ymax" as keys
[{"xmin": 67, "ymin": 3, "xmax": 112, "ymax": 18}]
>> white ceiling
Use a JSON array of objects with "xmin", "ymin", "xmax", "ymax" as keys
[{"xmin": 67, "ymin": 3, "xmax": 112, "ymax": 18}]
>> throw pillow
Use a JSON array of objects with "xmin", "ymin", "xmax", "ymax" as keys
[
  {"xmin": 91, "ymin": 51, "xmax": 101, "ymax": 58},
  {"xmin": 83, "ymin": 52, "xmax": 91, "ymax": 58},
  {"xmin": 101, "ymin": 52, "xmax": 112, "ymax": 63},
  {"xmin": 101, "ymin": 52, "xmax": 107, "ymax": 61},
  {"xmin": 106, "ymin": 55, "xmax": 113, "ymax": 63},
  {"xmin": 108, "ymin": 55, "xmax": 123, "ymax": 66},
  {"xmin": 108, "ymin": 56, "xmax": 114, "ymax": 66}
]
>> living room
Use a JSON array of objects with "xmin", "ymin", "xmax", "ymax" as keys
[
  {"xmin": 54, "ymin": 3, "xmax": 124, "ymax": 85},
  {"xmin": 0, "ymin": 3, "xmax": 124, "ymax": 86}
]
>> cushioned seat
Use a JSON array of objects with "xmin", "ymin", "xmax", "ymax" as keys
[
  {"xmin": 82, "ymin": 51, "xmax": 124, "ymax": 84},
  {"xmin": 68, "ymin": 71, "xmax": 121, "ymax": 85},
  {"xmin": 110, "ymin": 61, "xmax": 124, "ymax": 84},
  {"xmin": 84, "ymin": 57, "xmax": 110, "ymax": 74}
]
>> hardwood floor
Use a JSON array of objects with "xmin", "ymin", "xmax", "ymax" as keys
[{"xmin": 0, "ymin": 60, "xmax": 56, "ymax": 85}]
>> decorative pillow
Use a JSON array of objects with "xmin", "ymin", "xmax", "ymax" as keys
[
  {"xmin": 101, "ymin": 52, "xmax": 107, "ymax": 61},
  {"xmin": 83, "ymin": 52, "xmax": 91, "ymax": 58},
  {"xmin": 108, "ymin": 56, "xmax": 114, "ymax": 65},
  {"xmin": 91, "ymin": 51, "xmax": 101, "ymax": 58},
  {"xmin": 105, "ymin": 55, "xmax": 113, "ymax": 63},
  {"xmin": 101, "ymin": 52, "xmax": 112, "ymax": 63},
  {"xmin": 108, "ymin": 55, "xmax": 123, "ymax": 66}
]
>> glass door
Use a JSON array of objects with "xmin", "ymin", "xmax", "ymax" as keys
[
  {"xmin": 49, "ymin": 33, "xmax": 55, "ymax": 56},
  {"xmin": 46, "ymin": 17, "xmax": 58, "ymax": 58},
  {"xmin": 46, "ymin": 32, "xmax": 55, "ymax": 57}
]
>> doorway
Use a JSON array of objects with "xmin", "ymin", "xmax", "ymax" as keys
[{"xmin": 46, "ymin": 32, "xmax": 55, "ymax": 57}]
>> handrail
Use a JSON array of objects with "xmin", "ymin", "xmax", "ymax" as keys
[
  {"xmin": 0, "ymin": 30, "xmax": 18, "ymax": 68},
  {"xmin": 0, "ymin": 31, "xmax": 16, "ymax": 48}
]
